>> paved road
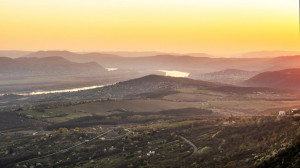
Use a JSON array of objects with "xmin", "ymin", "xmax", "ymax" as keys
[
  {"xmin": 179, "ymin": 135, "xmax": 197, "ymax": 154},
  {"xmin": 16, "ymin": 129, "xmax": 113, "ymax": 165}
]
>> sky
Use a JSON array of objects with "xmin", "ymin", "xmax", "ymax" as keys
[{"xmin": 0, "ymin": 0, "xmax": 299, "ymax": 56}]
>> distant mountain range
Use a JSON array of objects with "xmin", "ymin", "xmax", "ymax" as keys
[
  {"xmin": 100, "ymin": 51, "xmax": 187, "ymax": 57},
  {"xmin": 24, "ymin": 50, "xmax": 121, "ymax": 65},
  {"xmin": 21, "ymin": 50, "xmax": 269, "ymax": 72},
  {"xmin": 3, "ymin": 50, "xmax": 300, "ymax": 58},
  {"xmin": 0, "ymin": 56, "xmax": 106, "ymax": 79},
  {"xmin": 242, "ymin": 51, "xmax": 300, "ymax": 58},
  {"xmin": 244, "ymin": 68, "xmax": 300, "ymax": 90},
  {"xmin": 20, "ymin": 50, "xmax": 300, "ymax": 72},
  {"xmin": 0, "ymin": 50, "xmax": 31, "ymax": 58},
  {"xmin": 2, "ymin": 50, "xmax": 300, "ymax": 86}
]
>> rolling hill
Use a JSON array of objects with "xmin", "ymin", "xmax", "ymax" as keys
[
  {"xmin": 0, "ymin": 56, "xmax": 107, "ymax": 79},
  {"xmin": 64, "ymin": 74, "xmax": 224, "ymax": 99},
  {"xmin": 190, "ymin": 69, "xmax": 258, "ymax": 85},
  {"xmin": 244, "ymin": 68, "xmax": 300, "ymax": 90},
  {"xmin": 62, "ymin": 74, "xmax": 284, "ymax": 101},
  {"xmin": 264, "ymin": 55, "xmax": 300, "ymax": 71}
]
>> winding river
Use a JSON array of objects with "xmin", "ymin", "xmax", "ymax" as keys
[
  {"xmin": 16, "ymin": 84, "xmax": 110, "ymax": 96},
  {"xmin": 0, "ymin": 70, "xmax": 189, "ymax": 96}
]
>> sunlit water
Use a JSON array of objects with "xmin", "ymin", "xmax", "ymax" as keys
[
  {"xmin": 0, "ymin": 69, "xmax": 189, "ymax": 96},
  {"xmin": 158, "ymin": 70, "xmax": 190, "ymax": 77},
  {"xmin": 16, "ymin": 85, "xmax": 110, "ymax": 96},
  {"xmin": 106, "ymin": 68, "xmax": 118, "ymax": 71}
]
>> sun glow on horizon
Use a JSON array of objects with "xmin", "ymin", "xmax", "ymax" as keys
[{"xmin": 0, "ymin": 0, "xmax": 299, "ymax": 56}]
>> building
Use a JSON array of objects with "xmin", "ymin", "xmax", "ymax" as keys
[
  {"xmin": 278, "ymin": 111, "xmax": 285, "ymax": 116},
  {"xmin": 147, "ymin": 150, "xmax": 155, "ymax": 156}
]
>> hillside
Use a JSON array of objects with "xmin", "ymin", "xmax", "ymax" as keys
[
  {"xmin": 264, "ymin": 55, "xmax": 300, "ymax": 71},
  {"xmin": 58, "ymin": 75, "xmax": 288, "ymax": 102},
  {"xmin": 118, "ymin": 74, "xmax": 222, "ymax": 89},
  {"xmin": 59, "ymin": 75, "xmax": 224, "ymax": 100},
  {"xmin": 0, "ymin": 56, "xmax": 107, "ymax": 79},
  {"xmin": 190, "ymin": 69, "xmax": 258, "ymax": 85},
  {"xmin": 244, "ymin": 68, "xmax": 300, "ymax": 90}
]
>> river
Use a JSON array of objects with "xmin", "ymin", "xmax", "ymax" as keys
[
  {"xmin": 158, "ymin": 70, "xmax": 190, "ymax": 77},
  {"xmin": 16, "ymin": 84, "xmax": 110, "ymax": 96}
]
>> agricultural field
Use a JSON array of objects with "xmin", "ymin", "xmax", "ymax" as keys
[{"xmin": 10, "ymin": 86, "xmax": 300, "ymax": 125}]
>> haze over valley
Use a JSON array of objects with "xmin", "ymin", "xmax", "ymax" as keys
[
  {"xmin": 2, "ymin": 50, "xmax": 300, "ymax": 94},
  {"xmin": 1, "ymin": 0, "xmax": 300, "ymax": 167},
  {"xmin": 2, "ymin": 50, "xmax": 300, "ymax": 167}
]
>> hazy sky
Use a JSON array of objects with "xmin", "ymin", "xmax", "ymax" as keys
[{"xmin": 0, "ymin": 0, "xmax": 299, "ymax": 56}]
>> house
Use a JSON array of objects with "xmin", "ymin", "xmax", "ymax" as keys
[
  {"xmin": 278, "ymin": 111, "xmax": 285, "ymax": 116},
  {"xmin": 147, "ymin": 150, "xmax": 155, "ymax": 156},
  {"xmin": 109, "ymin": 146, "xmax": 116, "ymax": 151},
  {"xmin": 222, "ymin": 121, "xmax": 229, "ymax": 126}
]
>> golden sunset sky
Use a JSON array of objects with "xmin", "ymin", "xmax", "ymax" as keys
[{"xmin": 0, "ymin": 0, "xmax": 299, "ymax": 55}]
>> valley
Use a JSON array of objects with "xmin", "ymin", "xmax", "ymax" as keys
[
  {"xmin": 1, "ymin": 52, "xmax": 300, "ymax": 168},
  {"xmin": 2, "ymin": 0, "xmax": 300, "ymax": 167}
]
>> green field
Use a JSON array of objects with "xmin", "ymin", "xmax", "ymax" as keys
[{"xmin": 17, "ymin": 109, "xmax": 65, "ymax": 119}]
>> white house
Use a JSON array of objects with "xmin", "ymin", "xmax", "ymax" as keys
[
  {"xmin": 147, "ymin": 150, "xmax": 155, "ymax": 156},
  {"xmin": 278, "ymin": 111, "xmax": 285, "ymax": 116},
  {"xmin": 291, "ymin": 109, "xmax": 298, "ymax": 113}
]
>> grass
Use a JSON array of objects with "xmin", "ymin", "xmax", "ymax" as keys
[
  {"xmin": 134, "ymin": 120, "xmax": 202, "ymax": 130},
  {"xmin": 78, "ymin": 154, "xmax": 126, "ymax": 168},
  {"xmin": 18, "ymin": 109, "xmax": 65, "ymax": 119},
  {"xmin": 46, "ymin": 112, "xmax": 93, "ymax": 123},
  {"xmin": 177, "ymin": 88, "xmax": 225, "ymax": 96},
  {"xmin": 56, "ymin": 99, "xmax": 204, "ymax": 114},
  {"xmin": 208, "ymin": 100, "xmax": 300, "ymax": 112}
]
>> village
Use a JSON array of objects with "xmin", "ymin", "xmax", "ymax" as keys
[
  {"xmin": 1, "ymin": 111, "xmax": 300, "ymax": 168},
  {"xmin": 278, "ymin": 109, "xmax": 300, "ymax": 117}
]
